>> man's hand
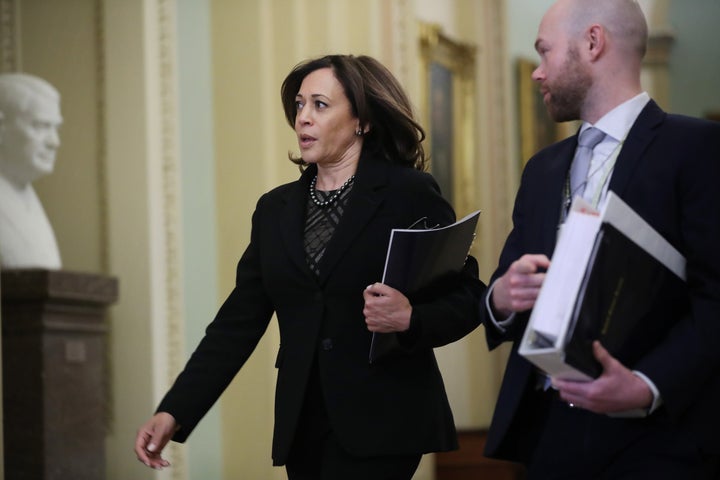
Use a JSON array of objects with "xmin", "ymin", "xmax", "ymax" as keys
[
  {"xmin": 553, "ymin": 341, "xmax": 653, "ymax": 414},
  {"xmin": 491, "ymin": 254, "xmax": 550, "ymax": 318}
]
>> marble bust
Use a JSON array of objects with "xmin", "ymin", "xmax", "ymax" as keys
[{"xmin": 0, "ymin": 73, "xmax": 63, "ymax": 269}]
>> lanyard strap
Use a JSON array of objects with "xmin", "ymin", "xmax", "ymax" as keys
[
  {"xmin": 588, "ymin": 139, "xmax": 624, "ymax": 208},
  {"xmin": 563, "ymin": 138, "xmax": 624, "ymax": 214}
]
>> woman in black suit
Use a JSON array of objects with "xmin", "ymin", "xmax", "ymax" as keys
[{"xmin": 134, "ymin": 54, "xmax": 484, "ymax": 479}]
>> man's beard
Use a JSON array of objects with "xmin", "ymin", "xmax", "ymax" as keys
[{"xmin": 545, "ymin": 46, "xmax": 592, "ymax": 122}]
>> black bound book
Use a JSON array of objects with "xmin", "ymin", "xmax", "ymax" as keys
[
  {"xmin": 519, "ymin": 192, "xmax": 685, "ymax": 380},
  {"xmin": 563, "ymin": 222, "xmax": 684, "ymax": 378},
  {"xmin": 369, "ymin": 210, "xmax": 481, "ymax": 363}
]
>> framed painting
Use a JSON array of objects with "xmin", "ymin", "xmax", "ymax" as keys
[
  {"xmin": 705, "ymin": 110, "xmax": 720, "ymax": 122},
  {"xmin": 419, "ymin": 22, "xmax": 476, "ymax": 215}
]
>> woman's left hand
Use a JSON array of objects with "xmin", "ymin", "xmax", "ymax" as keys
[{"xmin": 363, "ymin": 283, "xmax": 412, "ymax": 333}]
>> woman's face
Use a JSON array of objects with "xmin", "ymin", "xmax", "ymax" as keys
[{"xmin": 294, "ymin": 68, "xmax": 362, "ymax": 167}]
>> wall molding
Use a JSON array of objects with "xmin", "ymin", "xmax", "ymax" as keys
[
  {"xmin": 94, "ymin": 0, "xmax": 110, "ymax": 275},
  {"xmin": 0, "ymin": 0, "xmax": 18, "ymax": 72},
  {"xmin": 154, "ymin": 0, "xmax": 186, "ymax": 478}
]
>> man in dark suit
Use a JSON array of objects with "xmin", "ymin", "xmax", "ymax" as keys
[{"xmin": 480, "ymin": 0, "xmax": 720, "ymax": 478}]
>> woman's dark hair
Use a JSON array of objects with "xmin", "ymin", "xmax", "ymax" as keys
[{"xmin": 280, "ymin": 54, "xmax": 427, "ymax": 171}]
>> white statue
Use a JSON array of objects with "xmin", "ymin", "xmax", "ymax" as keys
[{"xmin": 0, "ymin": 73, "xmax": 63, "ymax": 269}]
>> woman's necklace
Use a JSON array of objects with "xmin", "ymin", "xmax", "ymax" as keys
[{"xmin": 309, "ymin": 174, "xmax": 355, "ymax": 207}]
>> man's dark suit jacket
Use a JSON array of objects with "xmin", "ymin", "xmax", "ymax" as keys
[
  {"xmin": 156, "ymin": 152, "xmax": 484, "ymax": 466},
  {"xmin": 481, "ymin": 100, "xmax": 720, "ymax": 463}
]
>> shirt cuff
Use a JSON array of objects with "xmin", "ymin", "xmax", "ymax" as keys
[
  {"xmin": 632, "ymin": 370, "xmax": 663, "ymax": 414},
  {"xmin": 484, "ymin": 280, "xmax": 516, "ymax": 332},
  {"xmin": 607, "ymin": 370, "xmax": 663, "ymax": 418}
]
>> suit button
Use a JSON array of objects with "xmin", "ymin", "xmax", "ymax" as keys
[{"xmin": 321, "ymin": 338, "xmax": 333, "ymax": 350}]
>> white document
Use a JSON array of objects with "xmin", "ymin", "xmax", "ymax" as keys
[{"xmin": 529, "ymin": 200, "xmax": 601, "ymax": 342}]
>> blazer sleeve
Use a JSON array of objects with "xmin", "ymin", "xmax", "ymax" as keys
[
  {"xmin": 157, "ymin": 197, "xmax": 275, "ymax": 442},
  {"xmin": 399, "ymin": 255, "xmax": 485, "ymax": 350},
  {"xmin": 393, "ymin": 172, "xmax": 487, "ymax": 351}
]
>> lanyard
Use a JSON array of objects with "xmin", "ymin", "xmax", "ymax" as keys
[
  {"xmin": 588, "ymin": 139, "xmax": 624, "ymax": 208},
  {"xmin": 562, "ymin": 138, "xmax": 625, "ymax": 217}
]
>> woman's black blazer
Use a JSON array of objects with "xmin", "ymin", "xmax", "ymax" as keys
[{"xmin": 157, "ymin": 152, "xmax": 484, "ymax": 465}]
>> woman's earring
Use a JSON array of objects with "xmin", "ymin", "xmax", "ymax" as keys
[{"xmin": 355, "ymin": 128, "xmax": 363, "ymax": 137}]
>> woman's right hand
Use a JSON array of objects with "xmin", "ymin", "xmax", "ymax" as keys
[{"xmin": 134, "ymin": 412, "xmax": 179, "ymax": 470}]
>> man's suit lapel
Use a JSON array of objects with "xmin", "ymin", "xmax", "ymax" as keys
[
  {"xmin": 539, "ymin": 139, "xmax": 577, "ymax": 255},
  {"xmin": 609, "ymin": 100, "xmax": 665, "ymax": 197},
  {"xmin": 537, "ymin": 100, "xmax": 664, "ymax": 253}
]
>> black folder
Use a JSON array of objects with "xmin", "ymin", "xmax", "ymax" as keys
[{"xmin": 368, "ymin": 210, "xmax": 480, "ymax": 363}]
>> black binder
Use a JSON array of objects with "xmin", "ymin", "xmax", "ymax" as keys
[
  {"xmin": 563, "ymin": 222, "xmax": 684, "ymax": 378},
  {"xmin": 519, "ymin": 192, "xmax": 686, "ymax": 381},
  {"xmin": 369, "ymin": 210, "xmax": 480, "ymax": 363}
]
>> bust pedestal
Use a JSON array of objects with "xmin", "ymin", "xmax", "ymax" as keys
[{"xmin": 1, "ymin": 269, "xmax": 118, "ymax": 480}]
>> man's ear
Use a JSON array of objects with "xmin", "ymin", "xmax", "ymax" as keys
[{"xmin": 587, "ymin": 24, "xmax": 606, "ymax": 61}]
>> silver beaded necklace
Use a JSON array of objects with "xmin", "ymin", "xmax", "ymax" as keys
[{"xmin": 309, "ymin": 174, "xmax": 355, "ymax": 207}]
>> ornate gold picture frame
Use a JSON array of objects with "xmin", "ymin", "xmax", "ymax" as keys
[
  {"xmin": 705, "ymin": 110, "xmax": 720, "ymax": 122},
  {"xmin": 418, "ymin": 22, "xmax": 477, "ymax": 217}
]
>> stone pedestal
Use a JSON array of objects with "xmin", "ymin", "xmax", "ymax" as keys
[{"xmin": 1, "ymin": 269, "xmax": 118, "ymax": 480}]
